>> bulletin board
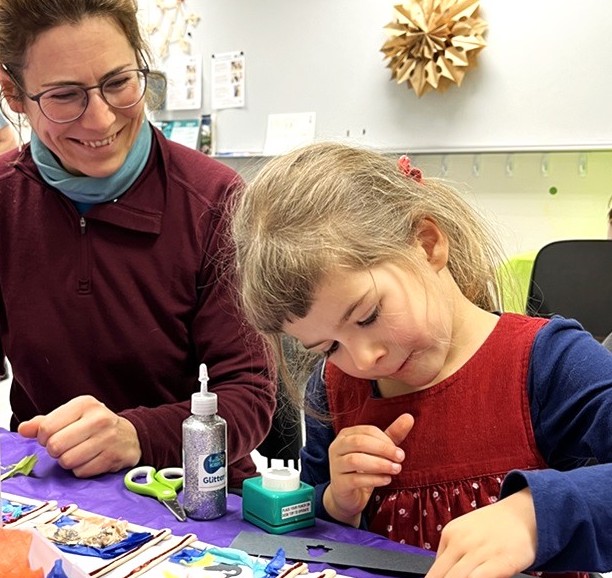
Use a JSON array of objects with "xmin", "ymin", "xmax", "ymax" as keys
[{"xmin": 143, "ymin": 0, "xmax": 612, "ymax": 154}]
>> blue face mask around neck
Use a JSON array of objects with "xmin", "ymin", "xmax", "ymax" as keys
[{"xmin": 30, "ymin": 119, "xmax": 152, "ymax": 205}]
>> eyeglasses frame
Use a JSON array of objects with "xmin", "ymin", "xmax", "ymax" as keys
[{"xmin": 1, "ymin": 54, "xmax": 150, "ymax": 124}]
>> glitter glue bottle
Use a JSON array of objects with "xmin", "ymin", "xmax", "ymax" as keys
[{"xmin": 182, "ymin": 363, "xmax": 227, "ymax": 519}]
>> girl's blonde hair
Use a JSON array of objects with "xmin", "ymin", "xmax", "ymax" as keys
[{"xmin": 232, "ymin": 142, "xmax": 503, "ymax": 349}]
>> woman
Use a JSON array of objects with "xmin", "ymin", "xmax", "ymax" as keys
[{"xmin": 0, "ymin": 0, "xmax": 275, "ymax": 486}]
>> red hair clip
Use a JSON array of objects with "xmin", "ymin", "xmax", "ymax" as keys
[{"xmin": 397, "ymin": 155, "xmax": 423, "ymax": 183}]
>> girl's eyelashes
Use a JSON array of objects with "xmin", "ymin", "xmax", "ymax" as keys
[
  {"xmin": 358, "ymin": 304, "xmax": 380, "ymax": 327},
  {"xmin": 321, "ymin": 303, "xmax": 380, "ymax": 357}
]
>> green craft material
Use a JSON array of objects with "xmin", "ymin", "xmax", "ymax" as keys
[{"xmin": 0, "ymin": 454, "xmax": 38, "ymax": 480}]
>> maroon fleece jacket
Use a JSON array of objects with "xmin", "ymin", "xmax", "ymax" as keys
[{"xmin": 0, "ymin": 126, "xmax": 276, "ymax": 487}]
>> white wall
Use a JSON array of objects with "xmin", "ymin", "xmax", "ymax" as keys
[
  {"xmin": 139, "ymin": 0, "xmax": 612, "ymax": 257},
  {"xmin": 141, "ymin": 0, "xmax": 612, "ymax": 153},
  {"xmin": 412, "ymin": 150, "xmax": 612, "ymax": 256},
  {"xmin": 219, "ymin": 150, "xmax": 612, "ymax": 258}
]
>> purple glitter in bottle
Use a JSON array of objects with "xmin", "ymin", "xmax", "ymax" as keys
[{"xmin": 182, "ymin": 363, "xmax": 227, "ymax": 520}]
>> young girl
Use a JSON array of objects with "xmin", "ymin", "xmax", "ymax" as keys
[{"xmin": 231, "ymin": 142, "xmax": 612, "ymax": 578}]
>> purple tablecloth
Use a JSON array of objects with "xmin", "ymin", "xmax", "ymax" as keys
[{"xmin": 1, "ymin": 428, "xmax": 433, "ymax": 577}]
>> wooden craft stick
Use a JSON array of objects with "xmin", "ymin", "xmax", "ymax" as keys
[
  {"xmin": 36, "ymin": 503, "xmax": 79, "ymax": 526},
  {"xmin": 89, "ymin": 528, "xmax": 172, "ymax": 577},
  {"xmin": 313, "ymin": 569, "xmax": 337, "ymax": 578},
  {"xmin": 3, "ymin": 499, "xmax": 57, "ymax": 527},
  {"xmin": 123, "ymin": 533, "xmax": 197, "ymax": 578},
  {"xmin": 277, "ymin": 561, "xmax": 309, "ymax": 578}
]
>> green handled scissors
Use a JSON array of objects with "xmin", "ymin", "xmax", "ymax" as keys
[{"xmin": 124, "ymin": 465, "xmax": 186, "ymax": 522}]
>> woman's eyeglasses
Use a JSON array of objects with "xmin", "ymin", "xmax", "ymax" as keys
[{"xmin": 3, "ymin": 66, "xmax": 149, "ymax": 124}]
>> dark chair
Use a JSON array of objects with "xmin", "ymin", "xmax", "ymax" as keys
[
  {"xmin": 256, "ymin": 338, "xmax": 311, "ymax": 468},
  {"xmin": 526, "ymin": 240, "xmax": 612, "ymax": 342},
  {"xmin": 256, "ymin": 383, "xmax": 303, "ymax": 469}
]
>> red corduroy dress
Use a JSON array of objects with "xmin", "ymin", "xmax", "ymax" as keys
[{"xmin": 325, "ymin": 314, "xmax": 586, "ymax": 578}]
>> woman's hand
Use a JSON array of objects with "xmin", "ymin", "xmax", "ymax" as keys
[
  {"xmin": 323, "ymin": 413, "xmax": 414, "ymax": 526},
  {"xmin": 425, "ymin": 488, "xmax": 537, "ymax": 578},
  {"xmin": 18, "ymin": 395, "xmax": 141, "ymax": 477}
]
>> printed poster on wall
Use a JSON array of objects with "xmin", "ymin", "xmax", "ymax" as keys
[
  {"xmin": 163, "ymin": 54, "xmax": 202, "ymax": 111},
  {"xmin": 152, "ymin": 119, "xmax": 202, "ymax": 149},
  {"xmin": 211, "ymin": 50, "xmax": 245, "ymax": 110},
  {"xmin": 263, "ymin": 112, "xmax": 316, "ymax": 156}
]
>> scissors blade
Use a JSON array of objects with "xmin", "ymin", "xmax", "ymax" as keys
[{"xmin": 162, "ymin": 497, "xmax": 186, "ymax": 522}]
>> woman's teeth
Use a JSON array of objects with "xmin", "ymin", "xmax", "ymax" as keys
[{"xmin": 79, "ymin": 133, "xmax": 117, "ymax": 148}]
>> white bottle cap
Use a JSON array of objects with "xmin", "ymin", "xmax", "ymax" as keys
[
  {"xmin": 191, "ymin": 362, "xmax": 217, "ymax": 415},
  {"xmin": 261, "ymin": 467, "xmax": 300, "ymax": 492},
  {"xmin": 191, "ymin": 391, "xmax": 217, "ymax": 415}
]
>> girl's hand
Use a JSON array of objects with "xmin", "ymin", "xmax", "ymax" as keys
[
  {"xmin": 426, "ymin": 488, "xmax": 537, "ymax": 578},
  {"xmin": 323, "ymin": 413, "xmax": 414, "ymax": 526}
]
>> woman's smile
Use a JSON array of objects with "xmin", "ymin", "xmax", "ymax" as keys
[{"xmin": 76, "ymin": 130, "xmax": 120, "ymax": 148}]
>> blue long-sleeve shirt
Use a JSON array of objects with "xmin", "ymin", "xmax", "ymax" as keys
[{"xmin": 300, "ymin": 316, "xmax": 612, "ymax": 572}]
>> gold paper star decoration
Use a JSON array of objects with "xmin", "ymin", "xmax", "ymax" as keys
[{"xmin": 381, "ymin": 0, "xmax": 487, "ymax": 97}]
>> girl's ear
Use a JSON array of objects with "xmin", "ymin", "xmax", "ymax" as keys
[
  {"xmin": 0, "ymin": 72, "xmax": 25, "ymax": 114},
  {"xmin": 416, "ymin": 218, "xmax": 449, "ymax": 272}
]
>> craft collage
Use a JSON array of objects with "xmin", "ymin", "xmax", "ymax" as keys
[
  {"xmin": 1, "ymin": 489, "xmax": 343, "ymax": 578},
  {"xmin": 0, "ymin": 363, "xmax": 352, "ymax": 578},
  {"xmin": 1, "ymin": 365, "xmax": 332, "ymax": 578}
]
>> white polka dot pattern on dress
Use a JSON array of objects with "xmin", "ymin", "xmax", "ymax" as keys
[{"xmin": 368, "ymin": 474, "xmax": 515, "ymax": 553}]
